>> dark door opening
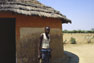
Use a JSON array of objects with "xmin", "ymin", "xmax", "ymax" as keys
[{"xmin": 0, "ymin": 18, "xmax": 16, "ymax": 63}]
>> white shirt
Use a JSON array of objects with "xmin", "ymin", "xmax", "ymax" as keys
[{"xmin": 41, "ymin": 33, "xmax": 50, "ymax": 49}]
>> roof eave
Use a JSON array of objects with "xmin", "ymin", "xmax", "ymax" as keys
[{"xmin": 61, "ymin": 18, "xmax": 72, "ymax": 24}]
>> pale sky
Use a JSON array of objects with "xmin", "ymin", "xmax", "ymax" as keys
[{"xmin": 38, "ymin": 0, "xmax": 94, "ymax": 30}]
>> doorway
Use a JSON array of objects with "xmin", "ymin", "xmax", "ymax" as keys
[{"xmin": 0, "ymin": 18, "xmax": 16, "ymax": 63}]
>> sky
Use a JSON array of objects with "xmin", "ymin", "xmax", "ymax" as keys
[{"xmin": 38, "ymin": 0, "xmax": 94, "ymax": 30}]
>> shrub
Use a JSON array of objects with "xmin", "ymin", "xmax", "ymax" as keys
[
  {"xmin": 70, "ymin": 37, "xmax": 76, "ymax": 44},
  {"xmin": 63, "ymin": 40, "xmax": 67, "ymax": 44},
  {"xmin": 63, "ymin": 30, "xmax": 94, "ymax": 33},
  {"xmin": 87, "ymin": 40, "xmax": 91, "ymax": 43}
]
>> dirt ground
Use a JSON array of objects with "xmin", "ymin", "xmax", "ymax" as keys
[{"xmin": 64, "ymin": 44, "xmax": 94, "ymax": 63}]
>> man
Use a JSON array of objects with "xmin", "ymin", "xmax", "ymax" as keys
[{"xmin": 38, "ymin": 26, "xmax": 51, "ymax": 63}]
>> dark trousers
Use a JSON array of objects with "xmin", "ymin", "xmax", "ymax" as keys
[{"xmin": 41, "ymin": 48, "xmax": 51, "ymax": 63}]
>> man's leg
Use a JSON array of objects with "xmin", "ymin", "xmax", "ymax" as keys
[
  {"xmin": 41, "ymin": 52, "xmax": 46, "ymax": 63},
  {"xmin": 42, "ymin": 52, "xmax": 51, "ymax": 63},
  {"xmin": 47, "ymin": 49, "xmax": 51, "ymax": 63},
  {"xmin": 41, "ymin": 49, "xmax": 51, "ymax": 63}
]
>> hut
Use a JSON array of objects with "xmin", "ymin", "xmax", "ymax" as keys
[{"xmin": 0, "ymin": 0, "xmax": 71, "ymax": 63}]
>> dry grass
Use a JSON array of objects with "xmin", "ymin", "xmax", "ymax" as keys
[{"xmin": 63, "ymin": 33, "xmax": 94, "ymax": 44}]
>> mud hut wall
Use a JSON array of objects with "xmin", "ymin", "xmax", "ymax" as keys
[
  {"xmin": 0, "ymin": 12, "xmax": 62, "ymax": 39},
  {"xmin": 0, "ymin": 12, "xmax": 64, "ymax": 63}
]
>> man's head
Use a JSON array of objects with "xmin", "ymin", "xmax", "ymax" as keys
[{"xmin": 45, "ymin": 26, "xmax": 50, "ymax": 34}]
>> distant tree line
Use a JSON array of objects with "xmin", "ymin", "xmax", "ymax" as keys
[{"xmin": 63, "ymin": 30, "xmax": 94, "ymax": 33}]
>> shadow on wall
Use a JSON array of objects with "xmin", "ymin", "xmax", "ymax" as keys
[
  {"xmin": 16, "ymin": 32, "xmax": 64, "ymax": 63},
  {"xmin": 64, "ymin": 51, "xmax": 79, "ymax": 63},
  {"xmin": 16, "ymin": 33, "xmax": 40, "ymax": 63}
]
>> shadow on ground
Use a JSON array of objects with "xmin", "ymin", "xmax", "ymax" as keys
[{"xmin": 64, "ymin": 51, "xmax": 79, "ymax": 63}]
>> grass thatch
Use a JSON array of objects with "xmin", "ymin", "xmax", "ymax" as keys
[{"xmin": 0, "ymin": 0, "xmax": 71, "ymax": 23}]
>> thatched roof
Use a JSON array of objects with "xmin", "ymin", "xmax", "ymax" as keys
[{"xmin": 0, "ymin": 0, "xmax": 71, "ymax": 23}]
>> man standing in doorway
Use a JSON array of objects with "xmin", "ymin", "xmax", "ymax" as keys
[{"xmin": 38, "ymin": 26, "xmax": 51, "ymax": 63}]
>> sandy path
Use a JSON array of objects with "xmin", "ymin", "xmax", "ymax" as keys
[{"xmin": 64, "ymin": 44, "xmax": 94, "ymax": 63}]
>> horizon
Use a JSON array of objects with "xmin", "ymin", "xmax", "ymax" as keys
[{"xmin": 38, "ymin": 0, "xmax": 94, "ymax": 30}]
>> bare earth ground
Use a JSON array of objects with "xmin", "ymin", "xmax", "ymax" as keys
[{"xmin": 64, "ymin": 44, "xmax": 94, "ymax": 63}]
